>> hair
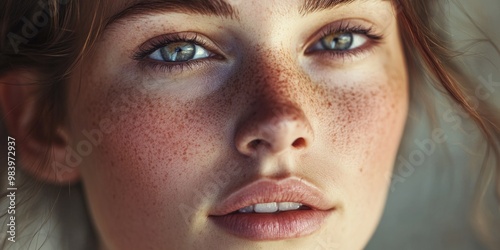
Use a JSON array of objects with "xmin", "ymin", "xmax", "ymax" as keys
[
  {"xmin": 396, "ymin": 0, "xmax": 500, "ymax": 247},
  {"xmin": 1, "ymin": 0, "xmax": 499, "ymax": 249}
]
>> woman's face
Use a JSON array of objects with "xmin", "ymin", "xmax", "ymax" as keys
[{"xmin": 67, "ymin": 0, "xmax": 408, "ymax": 249}]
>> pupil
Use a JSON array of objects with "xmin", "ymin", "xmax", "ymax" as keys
[
  {"xmin": 161, "ymin": 42, "xmax": 196, "ymax": 62},
  {"xmin": 322, "ymin": 33, "xmax": 353, "ymax": 50}
]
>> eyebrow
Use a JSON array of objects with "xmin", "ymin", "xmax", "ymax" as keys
[
  {"xmin": 299, "ymin": 0, "xmax": 357, "ymax": 15},
  {"xmin": 106, "ymin": 0, "xmax": 357, "ymax": 28},
  {"xmin": 106, "ymin": 0, "xmax": 238, "ymax": 27}
]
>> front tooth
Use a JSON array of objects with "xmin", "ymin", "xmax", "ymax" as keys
[
  {"xmin": 238, "ymin": 205, "xmax": 254, "ymax": 213},
  {"xmin": 278, "ymin": 202, "xmax": 302, "ymax": 211},
  {"xmin": 254, "ymin": 202, "xmax": 278, "ymax": 213}
]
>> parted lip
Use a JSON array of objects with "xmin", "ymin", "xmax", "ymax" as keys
[{"xmin": 209, "ymin": 178, "xmax": 335, "ymax": 216}]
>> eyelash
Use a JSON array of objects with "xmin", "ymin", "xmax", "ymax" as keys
[
  {"xmin": 133, "ymin": 33, "xmax": 217, "ymax": 73},
  {"xmin": 133, "ymin": 22, "xmax": 384, "ymax": 73},
  {"xmin": 309, "ymin": 21, "xmax": 384, "ymax": 61}
]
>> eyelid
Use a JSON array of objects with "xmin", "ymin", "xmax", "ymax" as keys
[
  {"xmin": 303, "ymin": 19, "xmax": 383, "ymax": 54},
  {"xmin": 132, "ymin": 32, "xmax": 227, "ymax": 74},
  {"xmin": 132, "ymin": 32, "xmax": 224, "ymax": 61}
]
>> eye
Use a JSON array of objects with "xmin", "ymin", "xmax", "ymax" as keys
[
  {"xmin": 311, "ymin": 32, "xmax": 368, "ymax": 52},
  {"xmin": 148, "ymin": 41, "xmax": 211, "ymax": 62},
  {"xmin": 133, "ymin": 33, "xmax": 223, "ymax": 74}
]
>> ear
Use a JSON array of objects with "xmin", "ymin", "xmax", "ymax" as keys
[{"xmin": 0, "ymin": 69, "xmax": 80, "ymax": 184}]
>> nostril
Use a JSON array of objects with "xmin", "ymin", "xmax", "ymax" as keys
[
  {"xmin": 235, "ymin": 106, "xmax": 314, "ymax": 156},
  {"xmin": 248, "ymin": 139, "xmax": 263, "ymax": 150},
  {"xmin": 291, "ymin": 137, "xmax": 306, "ymax": 149},
  {"xmin": 248, "ymin": 137, "xmax": 306, "ymax": 152}
]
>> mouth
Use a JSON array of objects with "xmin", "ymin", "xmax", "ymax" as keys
[
  {"xmin": 209, "ymin": 178, "xmax": 335, "ymax": 241},
  {"xmin": 232, "ymin": 202, "xmax": 310, "ymax": 214}
]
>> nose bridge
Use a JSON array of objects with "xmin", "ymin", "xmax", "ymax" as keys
[{"xmin": 241, "ymin": 45, "xmax": 310, "ymax": 105}]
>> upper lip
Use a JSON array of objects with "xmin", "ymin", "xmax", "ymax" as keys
[{"xmin": 210, "ymin": 178, "xmax": 334, "ymax": 216}]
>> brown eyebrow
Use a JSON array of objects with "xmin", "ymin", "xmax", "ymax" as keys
[
  {"xmin": 106, "ymin": 0, "xmax": 359, "ymax": 28},
  {"xmin": 299, "ymin": 0, "xmax": 357, "ymax": 15},
  {"xmin": 106, "ymin": 0, "xmax": 239, "ymax": 28}
]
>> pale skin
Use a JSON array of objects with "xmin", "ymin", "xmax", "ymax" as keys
[{"xmin": 3, "ymin": 0, "xmax": 408, "ymax": 249}]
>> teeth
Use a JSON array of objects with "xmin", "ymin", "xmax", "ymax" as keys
[
  {"xmin": 278, "ymin": 202, "xmax": 302, "ymax": 211},
  {"xmin": 237, "ymin": 202, "xmax": 303, "ymax": 213},
  {"xmin": 238, "ymin": 205, "xmax": 254, "ymax": 213},
  {"xmin": 254, "ymin": 202, "xmax": 278, "ymax": 213}
]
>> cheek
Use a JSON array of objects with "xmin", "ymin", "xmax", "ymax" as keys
[
  {"xmin": 316, "ymin": 71, "xmax": 407, "ymax": 172},
  {"xmin": 68, "ymin": 76, "xmax": 232, "ymax": 247},
  {"xmin": 315, "ymin": 67, "xmax": 408, "ymax": 247}
]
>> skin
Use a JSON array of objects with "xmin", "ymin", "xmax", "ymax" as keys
[{"xmin": 65, "ymin": 0, "xmax": 408, "ymax": 249}]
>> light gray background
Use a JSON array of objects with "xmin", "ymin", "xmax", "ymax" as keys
[{"xmin": 367, "ymin": 0, "xmax": 500, "ymax": 249}]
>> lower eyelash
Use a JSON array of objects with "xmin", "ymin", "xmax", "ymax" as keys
[
  {"xmin": 136, "ymin": 58, "xmax": 210, "ymax": 74},
  {"xmin": 322, "ymin": 45, "xmax": 378, "ymax": 62}
]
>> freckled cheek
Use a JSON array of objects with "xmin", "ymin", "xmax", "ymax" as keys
[
  {"xmin": 74, "ymin": 95, "xmax": 226, "ymax": 243},
  {"xmin": 317, "ymin": 76, "xmax": 407, "ymax": 168},
  {"xmin": 75, "ymin": 91, "xmax": 223, "ymax": 197},
  {"xmin": 92, "ymin": 100, "xmax": 219, "ymax": 177},
  {"xmin": 316, "ymin": 74, "xmax": 407, "ymax": 232}
]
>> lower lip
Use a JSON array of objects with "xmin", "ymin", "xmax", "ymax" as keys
[{"xmin": 210, "ymin": 210, "xmax": 332, "ymax": 240}]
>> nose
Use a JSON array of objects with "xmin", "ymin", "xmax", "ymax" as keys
[{"xmin": 234, "ymin": 101, "xmax": 314, "ymax": 157}]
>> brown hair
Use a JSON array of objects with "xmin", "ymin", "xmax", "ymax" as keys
[
  {"xmin": 1, "ymin": 0, "xmax": 499, "ymax": 248},
  {"xmin": 397, "ymin": 0, "xmax": 500, "ymax": 247},
  {"xmin": 0, "ymin": 0, "xmax": 105, "ymax": 247}
]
